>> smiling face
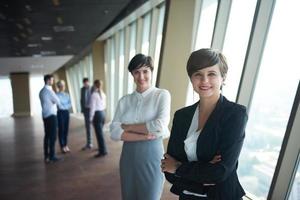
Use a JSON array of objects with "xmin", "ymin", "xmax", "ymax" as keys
[
  {"xmin": 132, "ymin": 65, "xmax": 152, "ymax": 93},
  {"xmin": 190, "ymin": 64, "xmax": 224, "ymax": 99}
]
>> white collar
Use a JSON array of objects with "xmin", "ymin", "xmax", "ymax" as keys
[
  {"xmin": 134, "ymin": 86, "xmax": 155, "ymax": 98},
  {"xmin": 45, "ymin": 85, "xmax": 52, "ymax": 90},
  {"xmin": 186, "ymin": 105, "xmax": 200, "ymax": 137}
]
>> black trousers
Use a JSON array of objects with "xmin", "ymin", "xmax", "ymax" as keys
[
  {"xmin": 43, "ymin": 115, "xmax": 57, "ymax": 159},
  {"xmin": 179, "ymin": 193, "xmax": 208, "ymax": 200},
  {"xmin": 93, "ymin": 111, "xmax": 107, "ymax": 154},
  {"xmin": 83, "ymin": 108, "xmax": 92, "ymax": 146},
  {"xmin": 179, "ymin": 193, "xmax": 243, "ymax": 200},
  {"xmin": 57, "ymin": 110, "xmax": 70, "ymax": 148}
]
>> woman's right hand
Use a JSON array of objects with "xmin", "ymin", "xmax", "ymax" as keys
[
  {"xmin": 121, "ymin": 132, "xmax": 156, "ymax": 141},
  {"xmin": 209, "ymin": 154, "xmax": 221, "ymax": 164},
  {"xmin": 203, "ymin": 154, "xmax": 221, "ymax": 186},
  {"xmin": 146, "ymin": 134, "xmax": 156, "ymax": 140}
]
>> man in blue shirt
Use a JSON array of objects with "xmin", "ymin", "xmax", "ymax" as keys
[{"xmin": 39, "ymin": 74, "xmax": 62, "ymax": 163}]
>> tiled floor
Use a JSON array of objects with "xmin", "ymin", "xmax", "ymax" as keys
[{"xmin": 0, "ymin": 115, "xmax": 178, "ymax": 200}]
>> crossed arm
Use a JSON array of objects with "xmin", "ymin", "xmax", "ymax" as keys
[
  {"xmin": 120, "ymin": 123, "xmax": 156, "ymax": 141},
  {"xmin": 110, "ymin": 90, "xmax": 171, "ymax": 142},
  {"xmin": 163, "ymin": 107, "xmax": 247, "ymax": 185}
]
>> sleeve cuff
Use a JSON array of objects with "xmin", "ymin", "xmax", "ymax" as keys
[{"xmin": 110, "ymin": 122, "xmax": 123, "ymax": 141}]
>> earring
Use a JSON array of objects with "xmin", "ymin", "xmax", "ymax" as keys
[{"xmin": 220, "ymin": 82, "xmax": 225, "ymax": 92}]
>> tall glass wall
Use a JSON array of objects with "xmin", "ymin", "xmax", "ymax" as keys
[{"xmin": 103, "ymin": 2, "xmax": 166, "ymax": 118}]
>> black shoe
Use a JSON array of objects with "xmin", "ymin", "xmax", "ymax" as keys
[
  {"xmin": 49, "ymin": 157, "xmax": 63, "ymax": 163},
  {"xmin": 94, "ymin": 152, "xmax": 107, "ymax": 158}
]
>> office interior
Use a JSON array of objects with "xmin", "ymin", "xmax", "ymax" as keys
[{"xmin": 0, "ymin": 0, "xmax": 299, "ymax": 199}]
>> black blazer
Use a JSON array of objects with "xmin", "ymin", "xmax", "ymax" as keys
[
  {"xmin": 80, "ymin": 86, "xmax": 91, "ymax": 112},
  {"xmin": 165, "ymin": 95, "xmax": 247, "ymax": 200}
]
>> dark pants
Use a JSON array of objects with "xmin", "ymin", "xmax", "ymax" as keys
[
  {"xmin": 93, "ymin": 111, "xmax": 107, "ymax": 154},
  {"xmin": 57, "ymin": 110, "xmax": 70, "ymax": 148},
  {"xmin": 83, "ymin": 108, "xmax": 92, "ymax": 146},
  {"xmin": 179, "ymin": 193, "xmax": 208, "ymax": 200},
  {"xmin": 43, "ymin": 115, "xmax": 57, "ymax": 160},
  {"xmin": 179, "ymin": 193, "xmax": 243, "ymax": 200}
]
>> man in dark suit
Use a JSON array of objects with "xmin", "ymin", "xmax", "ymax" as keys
[{"xmin": 80, "ymin": 77, "xmax": 92, "ymax": 150}]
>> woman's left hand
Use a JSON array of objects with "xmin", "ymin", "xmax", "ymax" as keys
[
  {"xmin": 121, "ymin": 124, "xmax": 129, "ymax": 131},
  {"xmin": 161, "ymin": 153, "xmax": 181, "ymax": 173}
]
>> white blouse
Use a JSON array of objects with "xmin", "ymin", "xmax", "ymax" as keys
[
  {"xmin": 89, "ymin": 91, "xmax": 106, "ymax": 121},
  {"xmin": 183, "ymin": 105, "xmax": 208, "ymax": 197},
  {"xmin": 184, "ymin": 105, "xmax": 201, "ymax": 162},
  {"xmin": 110, "ymin": 87, "xmax": 171, "ymax": 141}
]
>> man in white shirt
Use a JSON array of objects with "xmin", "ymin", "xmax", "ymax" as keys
[{"xmin": 39, "ymin": 74, "xmax": 62, "ymax": 163}]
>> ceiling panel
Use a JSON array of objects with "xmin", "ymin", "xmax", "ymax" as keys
[{"xmin": 0, "ymin": 0, "xmax": 148, "ymax": 76}]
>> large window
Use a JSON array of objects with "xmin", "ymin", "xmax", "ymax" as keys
[
  {"xmin": 238, "ymin": 0, "xmax": 300, "ymax": 198},
  {"xmin": 127, "ymin": 22, "xmax": 137, "ymax": 94},
  {"xmin": 194, "ymin": 0, "xmax": 218, "ymax": 50},
  {"xmin": 102, "ymin": 1, "xmax": 166, "ymax": 118},
  {"xmin": 109, "ymin": 37, "xmax": 116, "ymax": 115},
  {"xmin": 186, "ymin": 0, "xmax": 218, "ymax": 106},
  {"xmin": 141, "ymin": 13, "xmax": 151, "ymax": 55},
  {"xmin": 152, "ymin": 4, "xmax": 165, "ymax": 85},
  {"xmin": 29, "ymin": 75, "xmax": 43, "ymax": 116},
  {"xmin": 0, "ymin": 77, "xmax": 13, "ymax": 117},
  {"xmin": 222, "ymin": 0, "xmax": 257, "ymax": 102},
  {"xmin": 118, "ymin": 30, "xmax": 125, "ymax": 98}
]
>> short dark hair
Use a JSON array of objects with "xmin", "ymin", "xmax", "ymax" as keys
[
  {"xmin": 186, "ymin": 48, "xmax": 228, "ymax": 78},
  {"xmin": 44, "ymin": 74, "xmax": 53, "ymax": 84},
  {"xmin": 83, "ymin": 77, "xmax": 89, "ymax": 83},
  {"xmin": 128, "ymin": 54, "xmax": 153, "ymax": 73}
]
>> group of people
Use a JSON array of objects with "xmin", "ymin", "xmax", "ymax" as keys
[
  {"xmin": 80, "ymin": 78, "xmax": 107, "ymax": 157},
  {"xmin": 39, "ymin": 76, "xmax": 71, "ymax": 162},
  {"xmin": 39, "ymin": 75, "xmax": 107, "ymax": 162},
  {"xmin": 39, "ymin": 48, "xmax": 248, "ymax": 200}
]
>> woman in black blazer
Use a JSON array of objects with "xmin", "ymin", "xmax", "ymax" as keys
[{"xmin": 161, "ymin": 48, "xmax": 248, "ymax": 200}]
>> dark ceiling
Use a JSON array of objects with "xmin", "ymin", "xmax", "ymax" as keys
[{"xmin": 0, "ymin": 0, "xmax": 147, "ymax": 58}]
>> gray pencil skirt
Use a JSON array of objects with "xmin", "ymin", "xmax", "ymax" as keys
[{"xmin": 120, "ymin": 138, "xmax": 165, "ymax": 200}]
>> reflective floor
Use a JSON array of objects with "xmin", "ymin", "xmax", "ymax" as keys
[{"xmin": 0, "ymin": 115, "xmax": 177, "ymax": 200}]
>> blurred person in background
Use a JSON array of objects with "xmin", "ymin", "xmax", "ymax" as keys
[
  {"xmin": 56, "ymin": 80, "xmax": 72, "ymax": 153},
  {"xmin": 90, "ymin": 80, "xmax": 107, "ymax": 158},
  {"xmin": 80, "ymin": 77, "xmax": 93, "ymax": 150}
]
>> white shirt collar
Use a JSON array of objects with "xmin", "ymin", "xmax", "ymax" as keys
[
  {"xmin": 134, "ymin": 86, "xmax": 155, "ymax": 98},
  {"xmin": 187, "ymin": 105, "xmax": 200, "ymax": 136},
  {"xmin": 45, "ymin": 85, "xmax": 53, "ymax": 90}
]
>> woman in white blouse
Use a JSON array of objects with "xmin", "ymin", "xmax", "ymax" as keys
[
  {"xmin": 110, "ymin": 54, "xmax": 171, "ymax": 200},
  {"xmin": 90, "ymin": 80, "xmax": 107, "ymax": 158}
]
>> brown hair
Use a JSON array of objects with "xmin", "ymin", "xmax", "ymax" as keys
[
  {"xmin": 186, "ymin": 48, "xmax": 228, "ymax": 79},
  {"xmin": 92, "ymin": 79, "xmax": 103, "ymax": 98},
  {"xmin": 128, "ymin": 54, "xmax": 153, "ymax": 73}
]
